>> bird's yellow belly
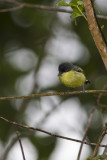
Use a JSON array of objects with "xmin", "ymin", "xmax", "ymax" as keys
[{"xmin": 59, "ymin": 71, "xmax": 86, "ymax": 88}]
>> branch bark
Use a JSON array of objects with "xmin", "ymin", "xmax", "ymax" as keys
[
  {"xmin": 0, "ymin": 116, "xmax": 106, "ymax": 148},
  {"xmin": 0, "ymin": 90, "xmax": 106, "ymax": 100},
  {"xmin": 77, "ymin": 84, "xmax": 107, "ymax": 160},
  {"xmin": 82, "ymin": 0, "xmax": 107, "ymax": 70},
  {"xmin": 91, "ymin": 123, "xmax": 107, "ymax": 158},
  {"xmin": 16, "ymin": 131, "xmax": 26, "ymax": 160}
]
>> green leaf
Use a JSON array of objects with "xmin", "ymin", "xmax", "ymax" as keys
[
  {"xmin": 56, "ymin": 0, "xmax": 87, "ymax": 23},
  {"xmin": 69, "ymin": 0, "xmax": 87, "ymax": 21},
  {"xmin": 56, "ymin": 0, "xmax": 69, "ymax": 7},
  {"xmin": 87, "ymin": 155, "xmax": 107, "ymax": 160},
  {"xmin": 69, "ymin": 1, "xmax": 84, "ymax": 13},
  {"xmin": 70, "ymin": 12, "xmax": 82, "ymax": 18},
  {"xmin": 70, "ymin": 0, "xmax": 84, "ymax": 8},
  {"xmin": 77, "ymin": 0, "xmax": 84, "ymax": 6}
]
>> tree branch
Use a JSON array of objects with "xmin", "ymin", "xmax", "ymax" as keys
[
  {"xmin": 91, "ymin": 123, "xmax": 107, "ymax": 158},
  {"xmin": 77, "ymin": 84, "xmax": 107, "ymax": 160},
  {"xmin": 82, "ymin": 0, "xmax": 107, "ymax": 70},
  {"xmin": 103, "ymin": 144, "xmax": 107, "ymax": 160},
  {"xmin": 77, "ymin": 105, "xmax": 97, "ymax": 160},
  {"xmin": 0, "ymin": 4, "xmax": 23, "ymax": 12},
  {"xmin": 0, "ymin": 0, "xmax": 107, "ymax": 20},
  {"xmin": 0, "ymin": 115, "xmax": 106, "ymax": 148},
  {"xmin": 0, "ymin": 0, "xmax": 73, "ymax": 13},
  {"xmin": 103, "ymin": 144, "xmax": 107, "ymax": 155},
  {"xmin": 16, "ymin": 131, "xmax": 26, "ymax": 160},
  {"xmin": 0, "ymin": 90, "xmax": 106, "ymax": 100}
]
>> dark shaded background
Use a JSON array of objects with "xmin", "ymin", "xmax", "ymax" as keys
[{"xmin": 0, "ymin": 0, "xmax": 107, "ymax": 160}]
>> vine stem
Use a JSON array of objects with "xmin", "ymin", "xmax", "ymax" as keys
[{"xmin": 77, "ymin": 6, "xmax": 87, "ymax": 21}]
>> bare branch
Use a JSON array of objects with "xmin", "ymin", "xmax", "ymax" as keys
[
  {"xmin": 0, "ymin": 90, "xmax": 106, "ymax": 101},
  {"xmin": 0, "ymin": 115, "xmax": 106, "ymax": 148},
  {"xmin": 77, "ymin": 84, "xmax": 107, "ymax": 160},
  {"xmin": 77, "ymin": 105, "xmax": 97, "ymax": 160},
  {"xmin": 97, "ymin": 15, "xmax": 107, "ymax": 20},
  {"xmin": 96, "ymin": 84, "xmax": 107, "ymax": 105},
  {"xmin": 0, "ymin": 0, "xmax": 107, "ymax": 20},
  {"xmin": 91, "ymin": 123, "xmax": 107, "ymax": 158},
  {"xmin": 0, "ymin": 0, "xmax": 73, "ymax": 13},
  {"xmin": 103, "ymin": 144, "xmax": 107, "ymax": 155},
  {"xmin": 82, "ymin": 0, "xmax": 107, "ymax": 70},
  {"xmin": 16, "ymin": 131, "xmax": 26, "ymax": 160},
  {"xmin": 1, "ymin": 136, "xmax": 17, "ymax": 160},
  {"xmin": 103, "ymin": 144, "xmax": 107, "ymax": 160},
  {"xmin": 0, "ymin": 4, "xmax": 23, "ymax": 12},
  {"xmin": 1, "ymin": 55, "xmax": 46, "ymax": 160}
]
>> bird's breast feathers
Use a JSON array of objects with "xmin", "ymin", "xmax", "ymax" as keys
[{"xmin": 59, "ymin": 70, "xmax": 86, "ymax": 88}]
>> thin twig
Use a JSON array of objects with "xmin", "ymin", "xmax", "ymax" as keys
[
  {"xmin": 103, "ymin": 145, "xmax": 107, "ymax": 155},
  {"xmin": 0, "ymin": 4, "xmax": 23, "ymax": 12},
  {"xmin": 1, "ymin": 136, "xmax": 17, "ymax": 160},
  {"xmin": 0, "ymin": 115, "xmax": 106, "ymax": 148},
  {"xmin": 1, "ymin": 59, "xmax": 45, "ymax": 160},
  {"xmin": 91, "ymin": 123, "xmax": 107, "ymax": 158},
  {"xmin": 0, "ymin": 0, "xmax": 107, "ymax": 20},
  {"xmin": 0, "ymin": 0, "xmax": 73, "ymax": 13},
  {"xmin": 77, "ymin": 105, "xmax": 97, "ymax": 160},
  {"xmin": 16, "ymin": 131, "xmax": 26, "ymax": 160},
  {"xmin": 77, "ymin": 84, "xmax": 107, "ymax": 160},
  {"xmin": 103, "ymin": 144, "xmax": 107, "ymax": 155},
  {"xmin": 0, "ymin": 90, "xmax": 106, "ymax": 100},
  {"xmin": 96, "ymin": 84, "xmax": 107, "ymax": 105},
  {"xmin": 103, "ymin": 144, "xmax": 107, "ymax": 160},
  {"xmin": 97, "ymin": 14, "xmax": 107, "ymax": 20},
  {"xmin": 1, "ymin": 100, "xmax": 63, "ymax": 160}
]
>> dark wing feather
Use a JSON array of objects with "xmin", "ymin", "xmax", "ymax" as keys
[{"xmin": 72, "ymin": 65, "xmax": 83, "ymax": 72}]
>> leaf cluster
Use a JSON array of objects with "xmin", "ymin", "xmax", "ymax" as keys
[{"xmin": 56, "ymin": 0, "xmax": 87, "ymax": 24}]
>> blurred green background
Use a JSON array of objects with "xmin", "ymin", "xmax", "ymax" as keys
[{"xmin": 0, "ymin": 0, "xmax": 107, "ymax": 160}]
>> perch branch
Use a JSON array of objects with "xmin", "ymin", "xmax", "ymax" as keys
[{"xmin": 0, "ymin": 90, "xmax": 106, "ymax": 100}]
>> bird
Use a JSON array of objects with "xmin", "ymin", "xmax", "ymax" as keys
[{"xmin": 58, "ymin": 62, "xmax": 90, "ymax": 92}]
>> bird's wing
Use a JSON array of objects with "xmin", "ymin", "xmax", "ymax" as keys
[{"xmin": 72, "ymin": 65, "xmax": 84, "ymax": 72}]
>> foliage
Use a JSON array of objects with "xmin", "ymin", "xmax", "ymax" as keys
[
  {"xmin": 56, "ymin": 0, "xmax": 87, "ymax": 24},
  {"xmin": 87, "ymin": 155, "xmax": 107, "ymax": 160},
  {"xmin": 0, "ymin": 0, "xmax": 107, "ymax": 160}
]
